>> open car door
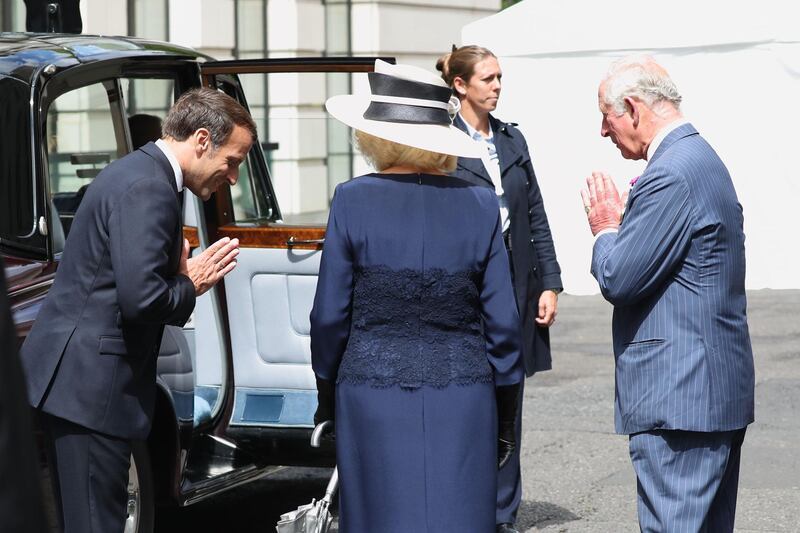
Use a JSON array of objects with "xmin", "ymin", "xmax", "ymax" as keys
[{"xmin": 191, "ymin": 57, "xmax": 388, "ymax": 462}]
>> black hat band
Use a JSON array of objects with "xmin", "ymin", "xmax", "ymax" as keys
[{"xmin": 363, "ymin": 72, "xmax": 453, "ymax": 126}]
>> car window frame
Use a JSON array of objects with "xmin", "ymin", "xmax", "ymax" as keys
[
  {"xmin": 197, "ymin": 57, "xmax": 390, "ymax": 234},
  {"xmin": 37, "ymin": 58, "xmax": 201, "ymax": 262},
  {"xmin": 0, "ymin": 74, "xmax": 39, "ymax": 257},
  {"xmin": 209, "ymin": 73, "xmax": 280, "ymax": 225}
]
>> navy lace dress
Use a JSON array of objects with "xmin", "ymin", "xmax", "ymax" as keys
[{"xmin": 310, "ymin": 173, "xmax": 522, "ymax": 533}]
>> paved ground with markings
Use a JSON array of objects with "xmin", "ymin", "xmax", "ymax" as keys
[{"xmin": 156, "ymin": 290, "xmax": 800, "ymax": 532}]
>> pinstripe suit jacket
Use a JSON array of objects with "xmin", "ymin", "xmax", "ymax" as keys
[{"xmin": 591, "ymin": 123, "xmax": 755, "ymax": 435}]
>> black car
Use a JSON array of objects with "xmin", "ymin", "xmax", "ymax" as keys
[{"xmin": 1, "ymin": 32, "xmax": 383, "ymax": 532}]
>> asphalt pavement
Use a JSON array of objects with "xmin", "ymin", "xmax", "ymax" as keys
[
  {"xmin": 513, "ymin": 289, "xmax": 800, "ymax": 532},
  {"xmin": 158, "ymin": 290, "xmax": 800, "ymax": 532}
]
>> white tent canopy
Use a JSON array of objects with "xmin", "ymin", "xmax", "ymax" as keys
[{"xmin": 462, "ymin": 0, "xmax": 800, "ymax": 294}]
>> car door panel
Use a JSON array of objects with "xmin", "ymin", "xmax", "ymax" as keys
[
  {"xmin": 221, "ymin": 245, "xmax": 320, "ymax": 389},
  {"xmin": 198, "ymin": 58, "xmax": 388, "ymax": 434}
]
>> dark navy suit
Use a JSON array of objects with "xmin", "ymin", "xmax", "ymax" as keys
[
  {"xmin": 453, "ymin": 114, "xmax": 562, "ymax": 525},
  {"xmin": 591, "ymin": 124, "xmax": 755, "ymax": 532},
  {"xmin": 21, "ymin": 142, "xmax": 195, "ymax": 532}
]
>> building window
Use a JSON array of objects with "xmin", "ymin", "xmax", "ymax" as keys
[
  {"xmin": 124, "ymin": 0, "xmax": 171, "ymax": 140},
  {"xmin": 1, "ymin": 2, "xmax": 25, "ymax": 32},
  {"xmin": 324, "ymin": 0, "xmax": 353, "ymax": 201},
  {"xmin": 127, "ymin": 0, "xmax": 169, "ymax": 41},
  {"xmin": 234, "ymin": 0, "xmax": 270, "ymax": 154},
  {"xmin": 231, "ymin": 0, "xmax": 353, "ymax": 222}
]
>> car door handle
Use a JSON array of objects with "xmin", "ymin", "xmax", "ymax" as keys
[{"xmin": 286, "ymin": 236, "xmax": 325, "ymax": 246}]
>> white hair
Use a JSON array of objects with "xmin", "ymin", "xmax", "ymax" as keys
[{"xmin": 602, "ymin": 55, "xmax": 682, "ymax": 117}]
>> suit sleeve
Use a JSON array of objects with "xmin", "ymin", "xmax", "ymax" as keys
[
  {"xmin": 522, "ymin": 136, "xmax": 562, "ymax": 291},
  {"xmin": 591, "ymin": 166, "xmax": 693, "ymax": 306},
  {"xmin": 108, "ymin": 179, "xmax": 195, "ymax": 325},
  {"xmin": 480, "ymin": 199, "xmax": 524, "ymax": 386},
  {"xmin": 310, "ymin": 187, "xmax": 353, "ymax": 381}
]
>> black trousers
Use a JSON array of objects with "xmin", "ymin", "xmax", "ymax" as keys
[
  {"xmin": 24, "ymin": 0, "xmax": 82, "ymax": 33},
  {"xmin": 503, "ymin": 229, "xmax": 514, "ymax": 283},
  {"xmin": 41, "ymin": 413, "xmax": 131, "ymax": 533},
  {"xmin": 497, "ymin": 229, "xmax": 524, "ymax": 523}
]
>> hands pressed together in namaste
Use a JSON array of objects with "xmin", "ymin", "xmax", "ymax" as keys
[
  {"xmin": 580, "ymin": 171, "xmax": 629, "ymax": 236},
  {"xmin": 179, "ymin": 236, "xmax": 241, "ymax": 296}
]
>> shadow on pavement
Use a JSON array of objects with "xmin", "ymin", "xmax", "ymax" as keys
[
  {"xmin": 155, "ymin": 467, "xmax": 335, "ymax": 532},
  {"xmin": 517, "ymin": 499, "xmax": 580, "ymax": 530}
]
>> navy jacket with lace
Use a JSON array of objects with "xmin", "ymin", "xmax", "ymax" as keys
[{"xmin": 310, "ymin": 172, "xmax": 523, "ymax": 389}]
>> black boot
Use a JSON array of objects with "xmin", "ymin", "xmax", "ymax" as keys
[{"xmin": 496, "ymin": 383, "xmax": 520, "ymax": 469}]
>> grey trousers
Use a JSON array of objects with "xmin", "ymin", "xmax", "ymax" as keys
[{"xmin": 629, "ymin": 428, "xmax": 746, "ymax": 533}]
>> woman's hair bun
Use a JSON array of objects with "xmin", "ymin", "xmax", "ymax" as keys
[{"xmin": 435, "ymin": 52, "xmax": 451, "ymax": 75}]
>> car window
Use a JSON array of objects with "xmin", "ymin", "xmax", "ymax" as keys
[
  {"xmin": 0, "ymin": 76, "xmax": 34, "ymax": 243},
  {"xmin": 214, "ymin": 77, "xmax": 277, "ymax": 223},
  {"xmin": 230, "ymin": 71, "xmax": 356, "ymax": 225},
  {"xmin": 230, "ymin": 147, "xmax": 269, "ymax": 221},
  {"xmin": 121, "ymin": 78, "xmax": 175, "ymax": 149},
  {"xmin": 46, "ymin": 80, "xmax": 125, "ymax": 248}
]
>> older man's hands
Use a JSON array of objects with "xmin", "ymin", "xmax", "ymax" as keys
[
  {"xmin": 580, "ymin": 171, "xmax": 627, "ymax": 236},
  {"xmin": 180, "ymin": 237, "xmax": 240, "ymax": 296}
]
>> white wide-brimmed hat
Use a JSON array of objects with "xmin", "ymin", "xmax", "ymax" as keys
[{"xmin": 325, "ymin": 59, "xmax": 483, "ymax": 158}]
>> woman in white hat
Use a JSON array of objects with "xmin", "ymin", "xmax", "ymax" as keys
[{"xmin": 310, "ymin": 59, "xmax": 523, "ymax": 532}]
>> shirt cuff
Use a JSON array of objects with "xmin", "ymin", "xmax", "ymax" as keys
[{"xmin": 593, "ymin": 228, "xmax": 618, "ymax": 243}]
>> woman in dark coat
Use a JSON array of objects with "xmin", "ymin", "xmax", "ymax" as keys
[
  {"xmin": 310, "ymin": 59, "xmax": 523, "ymax": 532},
  {"xmin": 437, "ymin": 46, "xmax": 563, "ymax": 533}
]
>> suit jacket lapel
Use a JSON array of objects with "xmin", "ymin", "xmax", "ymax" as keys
[
  {"xmin": 453, "ymin": 115, "xmax": 493, "ymax": 186},
  {"xmin": 139, "ymin": 142, "xmax": 184, "ymax": 269}
]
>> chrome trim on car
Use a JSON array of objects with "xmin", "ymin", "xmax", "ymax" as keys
[
  {"xmin": 181, "ymin": 464, "xmax": 284, "ymax": 507},
  {"xmin": 287, "ymin": 236, "xmax": 325, "ymax": 246},
  {"xmin": 9, "ymin": 278, "xmax": 53, "ymax": 301}
]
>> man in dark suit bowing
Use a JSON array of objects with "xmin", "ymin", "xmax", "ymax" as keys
[
  {"xmin": 21, "ymin": 87, "xmax": 256, "ymax": 533},
  {"xmin": 581, "ymin": 56, "xmax": 755, "ymax": 532}
]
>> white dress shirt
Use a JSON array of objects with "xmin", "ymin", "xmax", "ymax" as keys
[
  {"xmin": 460, "ymin": 115, "xmax": 511, "ymax": 233},
  {"xmin": 155, "ymin": 138, "xmax": 184, "ymax": 192},
  {"xmin": 647, "ymin": 118, "xmax": 689, "ymax": 161}
]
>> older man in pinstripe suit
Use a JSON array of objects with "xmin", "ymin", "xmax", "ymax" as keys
[{"xmin": 581, "ymin": 56, "xmax": 755, "ymax": 532}]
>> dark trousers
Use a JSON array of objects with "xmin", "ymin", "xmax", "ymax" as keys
[
  {"xmin": 496, "ymin": 375, "xmax": 524, "ymax": 524},
  {"xmin": 42, "ymin": 413, "xmax": 131, "ymax": 533},
  {"xmin": 629, "ymin": 428, "xmax": 746, "ymax": 533},
  {"xmin": 497, "ymin": 232, "xmax": 523, "ymax": 524}
]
